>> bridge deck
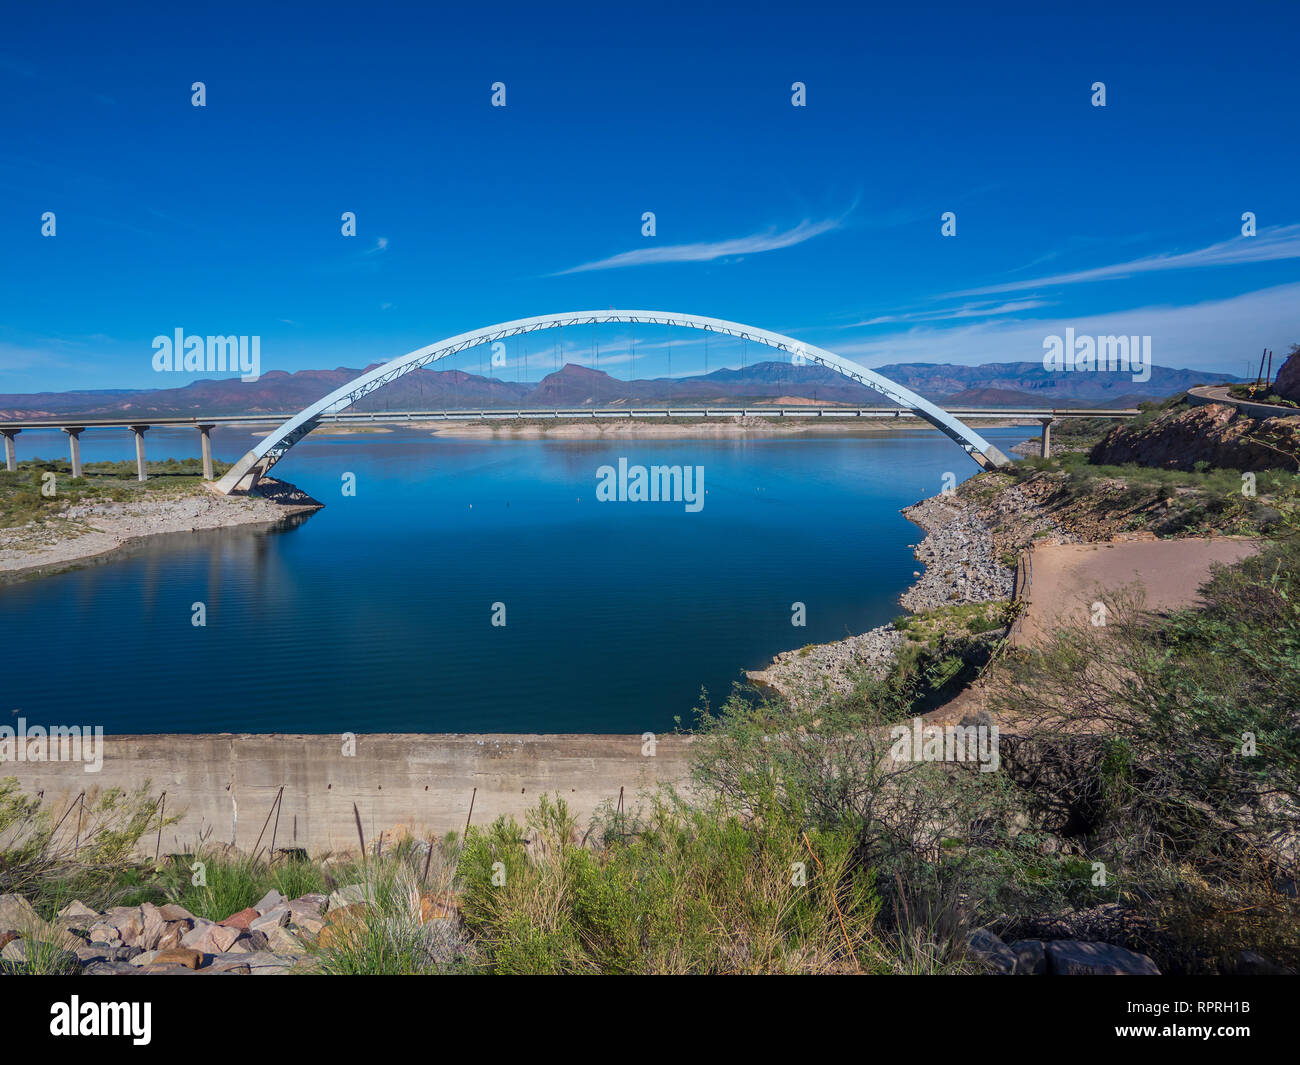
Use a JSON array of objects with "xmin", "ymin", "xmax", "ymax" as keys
[{"xmin": 0, "ymin": 406, "xmax": 1139, "ymax": 431}]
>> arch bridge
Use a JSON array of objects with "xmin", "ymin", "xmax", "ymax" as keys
[{"xmin": 213, "ymin": 310, "xmax": 1012, "ymax": 494}]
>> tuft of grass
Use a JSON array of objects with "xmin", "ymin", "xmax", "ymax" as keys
[
  {"xmin": 0, "ymin": 927, "xmax": 82, "ymax": 975},
  {"xmin": 270, "ymin": 855, "xmax": 328, "ymax": 901},
  {"xmin": 162, "ymin": 850, "xmax": 271, "ymax": 920},
  {"xmin": 307, "ymin": 838, "xmax": 468, "ymax": 975}
]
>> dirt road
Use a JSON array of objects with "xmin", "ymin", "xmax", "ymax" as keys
[
  {"xmin": 923, "ymin": 536, "xmax": 1260, "ymax": 728},
  {"xmin": 1014, "ymin": 537, "xmax": 1260, "ymax": 646}
]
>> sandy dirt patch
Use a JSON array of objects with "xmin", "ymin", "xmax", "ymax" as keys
[{"xmin": 1013, "ymin": 537, "xmax": 1260, "ymax": 646}]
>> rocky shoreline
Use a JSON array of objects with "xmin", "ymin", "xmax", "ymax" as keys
[
  {"xmin": 426, "ymin": 414, "xmax": 1039, "ymax": 438},
  {"xmin": 0, "ymin": 477, "xmax": 322, "ymax": 583},
  {"xmin": 898, "ymin": 494, "xmax": 1015, "ymax": 613},
  {"xmin": 0, "ymin": 875, "xmax": 467, "ymax": 976},
  {"xmin": 747, "ymin": 481, "xmax": 1018, "ymax": 703},
  {"xmin": 745, "ymin": 624, "xmax": 905, "ymax": 703}
]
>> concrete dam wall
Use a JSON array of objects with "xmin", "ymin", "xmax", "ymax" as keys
[{"xmin": 2, "ymin": 733, "xmax": 693, "ymax": 856}]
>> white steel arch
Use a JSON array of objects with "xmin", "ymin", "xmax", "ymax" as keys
[{"xmin": 213, "ymin": 310, "xmax": 1011, "ymax": 494}]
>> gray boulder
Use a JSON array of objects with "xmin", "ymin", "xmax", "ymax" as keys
[
  {"xmin": 263, "ymin": 924, "xmax": 306, "ymax": 954},
  {"xmin": 76, "ymin": 942, "xmax": 140, "ymax": 964},
  {"xmin": 965, "ymin": 927, "xmax": 1017, "ymax": 975},
  {"xmin": 253, "ymin": 889, "xmax": 286, "ymax": 915},
  {"xmin": 205, "ymin": 950, "xmax": 301, "ymax": 974},
  {"xmin": 250, "ymin": 907, "xmax": 290, "ymax": 934},
  {"xmin": 289, "ymin": 893, "xmax": 328, "ymax": 916},
  {"xmin": 224, "ymin": 930, "xmax": 270, "ymax": 954},
  {"xmin": 101, "ymin": 906, "xmax": 145, "ymax": 946},
  {"xmin": 1226, "ymin": 950, "xmax": 1289, "ymax": 975},
  {"xmin": 87, "ymin": 922, "xmax": 122, "ymax": 946},
  {"xmin": 181, "ymin": 920, "xmax": 241, "ymax": 954},
  {"xmin": 56, "ymin": 900, "xmax": 100, "ymax": 922},
  {"xmin": 1008, "ymin": 939, "xmax": 1048, "ymax": 975},
  {"xmin": 1045, "ymin": 939, "xmax": 1160, "ymax": 975},
  {"xmin": 0, "ymin": 894, "xmax": 40, "ymax": 935},
  {"xmin": 82, "ymin": 960, "xmax": 144, "ymax": 975},
  {"xmin": 139, "ymin": 902, "xmax": 168, "ymax": 950}
]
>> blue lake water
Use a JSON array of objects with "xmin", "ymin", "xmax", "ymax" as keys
[{"xmin": 1, "ymin": 425, "xmax": 1033, "ymax": 734}]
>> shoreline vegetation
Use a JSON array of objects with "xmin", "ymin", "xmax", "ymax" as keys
[
  {"xmin": 0, "ymin": 458, "xmax": 321, "ymax": 583},
  {"xmin": 3, "ymin": 398, "xmax": 1298, "ymax": 974},
  {"xmin": 748, "ymin": 407, "xmax": 1298, "ymax": 700}
]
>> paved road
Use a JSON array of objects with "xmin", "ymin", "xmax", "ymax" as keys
[{"xmin": 1187, "ymin": 385, "xmax": 1300, "ymax": 418}]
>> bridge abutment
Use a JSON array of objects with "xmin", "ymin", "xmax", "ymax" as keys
[
  {"xmin": 63, "ymin": 427, "xmax": 84, "ymax": 478},
  {"xmin": 198, "ymin": 424, "xmax": 216, "ymax": 480},
  {"xmin": 129, "ymin": 424, "xmax": 150, "ymax": 481}
]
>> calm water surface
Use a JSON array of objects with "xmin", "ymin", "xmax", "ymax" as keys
[{"xmin": 2, "ymin": 425, "xmax": 1033, "ymax": 733}]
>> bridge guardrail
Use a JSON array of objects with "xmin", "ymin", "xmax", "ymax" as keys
[
  {"xmin": 1186, "ymin": 386, "xmax": 1300, "ymax": 419},
  {"xmin": 0, "ymin": 406, "xmax": 1141, "ymax": 432}
]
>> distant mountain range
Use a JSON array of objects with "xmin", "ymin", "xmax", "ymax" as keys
[{"xmin": 0, "ymin": 360, "xmax": 1240, "ymax": 420}]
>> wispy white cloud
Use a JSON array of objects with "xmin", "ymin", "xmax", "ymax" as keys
[
  {"xmin": 951, "ymin": 224, "xmax": 1300, "ymax": 297},
  {"xmin": 848, "ymin": 298, "xmax": 1053, "ymax": 327},
  {"xmin": 835, "ymin": 282, "xmax": 1300, "ymax": 375},
  {"xmin": 317, "ymin": 236, "xmax": 391, "ymax": 276},
  {"xmin": 553, "ymin": 216, "xmax": 844, "ymax": 275},
  {"xmin": 0, "ymin": 342, "xmax": 76, "ymax": 376}
]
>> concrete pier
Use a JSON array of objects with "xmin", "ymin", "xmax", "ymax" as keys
[
  {"xmin": 1039, "ymin": 417, "xmax": 1053, "ymax": 459},
  {"xmin": 198, "ymin": 424, "xmax": 216, "ymax": 480},
  {"xmin": 63, "ymin": 426, "xmax": 84, "ymax": 478},
  {"xmin": 0, "ymin": 732, "xmax": 693, "ymax": 856},
  {"xmin": 129, "ymin": 424, "xmax": 150, "ymax": 481},
  {"xmin": 1, "ymin": 429, "xmax": 18, "ymax": 472}
]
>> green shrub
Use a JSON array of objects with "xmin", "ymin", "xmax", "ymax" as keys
[
  {"xmin": 0, "ymin": 781, "xmax": 165, "ymax": 916},
  {"xmin": 458, "ymin": 793, "xmax": 883, "ymax": 974},
  {"xmin": 990, "ymin": 530, "xmax": 1300, "ymax": 968}
]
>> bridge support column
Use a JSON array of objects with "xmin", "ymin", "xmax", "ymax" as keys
[
  {"xmin": 1039, "ymin": 417, "xmax": 1054, "ymax": 459},
  {"xmin": 198, "ymin": 424, "xmax": 216, "ymax": 480},
  {"xmin": 130, "ymin": 425, "xmax": 150, "ymax": 482},
  {"xmin": 63, "ymin": 427, "xmax": 84, "ymax": 479},
  {"xmin": 1, "ymin": 429, "xmax": 18, "ymax": 472}
]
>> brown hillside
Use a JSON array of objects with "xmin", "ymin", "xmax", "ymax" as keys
[{"xmin": 1089, "ymin": 402, "xmax": 1300, "ymax": 471}]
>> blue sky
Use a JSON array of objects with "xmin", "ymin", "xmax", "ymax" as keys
[{"xmin": 2, "ymin": 0, "xmax": 1298, "ymax": 391}]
